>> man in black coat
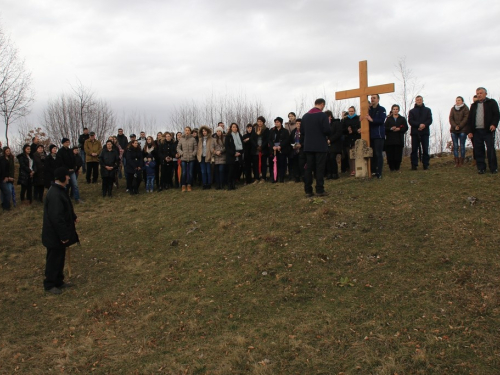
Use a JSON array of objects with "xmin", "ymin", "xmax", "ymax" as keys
[
  {"xmin": 42, "ymin": 167, "xmax": 79, "ymax": 294},
  {"xmin": 408, "ymin": 96, "xmax": 433, "ymax": 170},
  {"xmin": 77, "ymin": 127, "xmax": 89, "ymax": 173},
  {"xmin": 268, "ymin": 117, "xmax": 290, "ymax": 183},
  {"xmin": 56, "ymin": 138, "xmax": 82, "ymax": 203},
  {"xmin": 300, "ymin": 98, "xmax": 331, "ymax": 197},
  {"xmin": 467, "ymin": 87, "xmax": 500, "ymax": 174}
]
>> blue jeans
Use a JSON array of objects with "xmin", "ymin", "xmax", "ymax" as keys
[
  {"xmin": 370, "ymin": 138, "xmax": 385, "ymax": 176},
  {"xmin": 200, "ymin": 157, "xmax": 211, "ymax": 185},
  {"xmin": 214, "ymin": 164, "xmax": 226, "ymax": 187},
  {"xmin": 0, "ymin": 181, "xmax": 11, "ymax": 210},
  {"xmin": 67, "ymin": 171, "xmax": 80, "ymax": 201},
  {"xmin": 181, "ymin": 161, "xmax": 194, "ymax": 186},
  {"xmin": 80, "ymin": 149, "xmax": 86, "ymax": 173},
  {"xmin": 451, "ymin": 133, "xmax": 467, "ymax": 158},
  {"xmin": 146, "ymin": 176, "xmax": 155, "ymax": 191}
]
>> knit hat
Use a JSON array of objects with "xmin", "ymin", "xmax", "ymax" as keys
[
  {"xmin": 54, "ymin": 167, "xmax": 70, "ymax": 182},
  {"xmin": 215, "ymin": 126, "xmax": 224, "ymax": 133},
  {"xmin": 49, "ymin": 144, "xmax": 57, "ymax": 153},
  {"xmin": 61, "ymin": 137, "xmax": 70, "ymax": 144}
]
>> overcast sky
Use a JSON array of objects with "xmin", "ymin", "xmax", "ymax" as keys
[{"xmin": 1, "ymin": 0, "xmax": 500, "ymax": 138}]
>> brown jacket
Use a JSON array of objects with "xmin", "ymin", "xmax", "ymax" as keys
[
  {"xmin": 84, "ymin": 139, "xmax": 103, "ymax": 162},
  {"xmin": 196, "ymin": 126, "xmax": 214, "ymax": 162},
  {"xmin": 449, "ymin": 104, "xmax": 470, "ymax": 134},
  {"xmin": 177, "ymin": 134, "xmax": 197, "ymax": 162},
  {"xmin": 211, "ymin": 136, "xmax": 226, "ymax": 164}
]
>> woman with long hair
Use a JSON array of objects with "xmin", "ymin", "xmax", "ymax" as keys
[
  {"xmin": 17, "ymin": 144, "xmax": 34, "ymax": 205},
  {"xmin": 225, "ymin": 123, "xmax": 244, "ymax": 190},
  {"xmin": 211, "ymin": 126, "xmax": 226, "ymax": 190},
  {"xmin": 32, "ymin": 144, "xmax": 46, "ymax": 202},
  {"xmin": 177, "ymin": 127, "xmax": 197, "ymax": 192},
  {"xmin": 100, "ymin": 140, "xmax": 120, "ymax": 197},
  {"xmin": 449, "ymin": 96, "xmax": 470, "ymax": 167},
  {"xmin": 250, "ymin": 116, "xmax": 270, "ymax": 182},
  {"xmin": 44, "ymin": 145, "xmax": 58, "ymax": 190},
  {"xmin": 384, "ymin": 104, "xmax": 408, "ymax": 172},
  {"xmin": 196, "ymin": 125, "xmax": 213, "ymax": 189}
]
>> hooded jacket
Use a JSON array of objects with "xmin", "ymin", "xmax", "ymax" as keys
[
  {"xmin": 177, "ymin": 134, "xmax": 198, "ymax": 162},
  {"xmin": 211, "ymin": 135, "xmax": 226, "ymax": 164},
  {"xmin": 449, "ymin": 104, "xmax": 470, "ymax": 134},
  {"xmin": 196, "ymin": 126, "xmax": 214, "ymax": 162}
]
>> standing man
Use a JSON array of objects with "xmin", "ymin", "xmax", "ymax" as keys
[
  {"xmin": 138, "ymin": 131, "xmax": 147, "ymax": 150},
  {"xmin": 467, "ymin": 87, "xmax": 500, "ymax": 174},
  {"xmin": 116, "ymin": 128, "xmax": 128, "ymax": 179},
  {"xmin": 57, "ymin": 138, "xmax": 82, "ymax": 203},
  {"xmin": 300, "ymin": 98, "xmax": 331, "ymax": 197},
  {"xmin": 84, "ymin": 132, "xmax": 102, "ymax": 183},
  {"xmin": 366, "ymin": 94, "xmax": 387, "ymax": 178},
  {"xmin": 42, "ymin": 167, "xmax": 79, "ymax": 295},
  {"xmin": 409, "ymin": 95, "xmax": 433, "ymax": 170},
  {"xmin": 78, "ymin": 128, "xmax": 90, "ymax": 174}
]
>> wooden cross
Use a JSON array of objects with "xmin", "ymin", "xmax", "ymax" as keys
[{"xmin": 335, "ymin": 60, "xmax": 395, "ymax": 148}]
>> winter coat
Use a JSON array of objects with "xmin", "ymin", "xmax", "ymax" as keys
[
  {"xmin": 158, "ymin": 140, "xmax": 177, "ymax": 165},
  {"xmin": 289, "ymin": 128, "xmax": 303, "ymax": 156},
  {"xmin": 144, "ymin": 160, "xmax": 156, "ymax": 176},
  {"xmin": 225, "ymin": 132, "xmax": 244, "ymax": 165},
  {"xmin": 177, "ymin": 134, "xmax": 198, "ymax": 162},
  {"xmin": 116, "ymin": 134, "xmax": 129, "ymax": 150},
  {"xmin": 84, "ymin": 139, "xmax": 103, "ymax": 163},
  {"xmin": 467, "ymin": 98, "xmax": 500, "ymax": 133},
  {"xmin": 197, "ymin": 126, "xmax": 214, "ymax": 162},
  {"xmin": 300, "ymin": 107, "xmax": 331, "ymax": 152},
  {"xmin": 268, "ymin": 126, "xmax": 291, "ymax": 155},
  {"xmin": 328, "ymin": 119, "xmax": 343, "ymax": 154},
  {"xmin": 56, "ymin": 146, "xmax": 76, "ymax": 171},
  {"xmin": 74, "ymin": 154, "xmax": 83, "ymax": 173},
  {"xmin": 17, "ymin": 153, "xmax": 32, "ymax": 186},
  {"xmin": 342, "ymin": 116, "xmax": 361, "ymax": 148},
  {"xmin": 42, "ymin": 182, "xmax": 79, "ymax": 248},
  {"xmin": 384, "ymin": 115, "xmax": 409, "ymax": 146},
  {"xmin": 44, "ymin": 154, "xmax": 57, "ymax": 189},
  {"xmin": 78, "ymin": 133, "xmax": 89, "ymax": 149},
  {"xmin": 285, "ymin": 121, "xmax": 297, "ymax": 135},
  {"xmin": 125, "ymin": 146, "xmax": 144, "ymax": 174},
  {"xmin": 211, "ymin": 136, "xmax": 226, "ymax": 165},
  {"xmin": 449, "ymin": 105, "xmax": 470, "ymax": 134},
  {"xmin": 32, "ymin": 152, "xmax": 45, "ymax": 187},
  {"xmin": 369, "ymin": 104, "xmax": 387, "ymax": 139},
  {"xmin": 99, "ymin": 148, "xmax": 120, "ymax": 178},
  {"xmin": 408, "ymin": 104, "xmax": 433, "ymax": 136},
  {"xmin": 250, "ymin": 127, "xmax": 270, "ymax": 156}
]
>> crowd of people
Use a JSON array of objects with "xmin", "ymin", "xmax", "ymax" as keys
[{"xmin": 0, "ymin": 88, "xmax": 498, "ymax": 211}]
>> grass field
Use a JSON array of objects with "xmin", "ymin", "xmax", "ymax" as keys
[{"xmin": 1, "ymin": 155, "xmax": 499, "ymax": 374}]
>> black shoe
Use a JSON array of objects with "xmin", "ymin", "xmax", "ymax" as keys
[
  {"xmin": 332, "ymin": 174, "xmax": 339, "ymax": 180},
  {"xmin": 423, "ymin": 166, "xmax": 429, "ymax": 170},
  {"xmin": 492, "ymin": 170, "xmax": 498, "ymax": 174},
  {"xmin": 478, "ymin": 169, "xmax": 485, "ymax": 174},
  {"xmin": 60, "ymin": 282, "xmax": 75, "ymax": 289},
  {"xmin": 411, "ymin": 165, "xmax": 417, "ymax": 170},
  {"xmin": 46, "ymin": 287, "xmax": 62, "ymax": 295},
  {"xmin": 316, "ymin": 191, "xmax": 329, "ymax": 197},
  {"xmin": 305, "ymin": 192, "xmax": 314, "ymax": 198}
]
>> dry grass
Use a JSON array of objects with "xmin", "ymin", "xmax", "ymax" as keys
[{"xmin": 1, "ymin": 155, "xmax": 500, "ymax": 374}]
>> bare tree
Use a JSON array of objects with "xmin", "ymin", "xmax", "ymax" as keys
[
  {"xmin": 392, "ymin": 56, "xmax": 424, "ymax": 155},
  {"xmin": 0, "ymin": 24, "xmax": 35, "ymax": 146},
  {"xmin": 431, "ymin": 112, "xmax": 449, "ymax": 154},
  {"xmin": 42, "ymin": 84, "xmax": 116, "ymax": 146}
]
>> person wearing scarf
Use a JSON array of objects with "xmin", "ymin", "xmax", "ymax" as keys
[
  {"xmin": 449, "ymin": 96, "xmax": 470, "ymax": 167},
  {"xmin": 225, "ymin": 123, "xmax": 244, "ymax": 190}
]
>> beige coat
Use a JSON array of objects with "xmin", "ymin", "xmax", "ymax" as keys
[
  {"xmin": 211, "ymin": 136, "xmax": 226, "ymax": 164},
  {"xmin": 449, "ymin": 104, "xmax": 470, "ymax": 134},
  {"xmin": 177, "ymin": 134, "xmax": 197, "ymax": 162}
]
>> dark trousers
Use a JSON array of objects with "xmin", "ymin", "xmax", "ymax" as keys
[
  {"xmin": 161, "ymin": 163, "xmax": 173, "ymax": 188},
  {"xmin": 386, "ymin": 144, "xmax": 404, "ymax": 171},
  {"xmin": 227, "ymin": 161, "xmax": 241, "ymax": 189},
  {"xmin": 411, "ymin": 134, "xmax": 430, "ymax": 167},
  {"xmin": 326, "ymin": 152, "xmax": 340, "ymax": 176},
  {"xmin": 155, "ymin": 161, "xmax": 160, "ymax": 188},
  {"xmin": 370, "ymin": 138, "xmax": 385, "ymax": 176},
  {"xmin": 102, "ymin": 177, "xmax": 114, "ymax": 196},
  {"xmin": 126, "ymin": 172, "xmax": 142, "ymax": 194},
  {"xmin": 86, "ymin": 162, "xmax": 99, "ymax": 183},
  {"xmin": 290, "ymin": 153, "xmax": 305, "ymax": 181},
  {"xmin": 214, "ymin": 164, "xmax": 226, "ymax": 188},
  {"xmin": 252, "ymin": 154, "xmax": 268, "ymax": 180},
  {"xmin": 304, "ymin": 152, "xmax": 327, "ymax": 194},
  {"xmin": 174, "ymin": 161, "xmax": 180, "ymax": 188},
  {"xmin": 269, "ymin": 152, "xmax": 287, "ymax": 182},
  {"xmin": 20, "ymin": 181, "xmax": 32, "ymax": 203},
  {"xmin": 243, "ymin": 153, "xmax": 253, "ymax": 184},
  {"xmin": 473, "ymin": 129, "xmax": 497, "ymax": 172},
  {"xmin": 33, "ymin": 185, "xmax": 44, "ymax": 202},
  {"xmin": 43, "ymin": 246, "xmax": 66, "ymax": 290}
]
